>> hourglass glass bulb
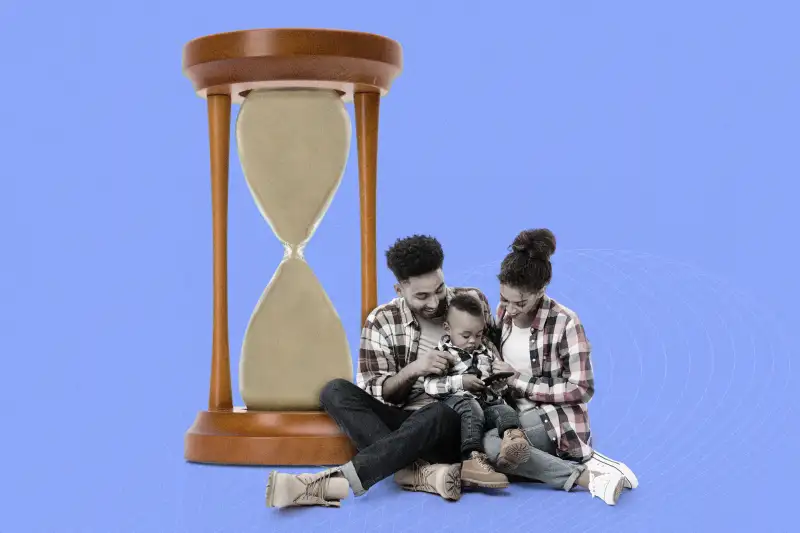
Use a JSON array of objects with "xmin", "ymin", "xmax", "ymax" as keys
[{"xmin": 237, "ymin": 88, "xmax": 354, "ymax": 411}]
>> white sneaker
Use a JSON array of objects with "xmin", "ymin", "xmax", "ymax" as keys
[
  {"xmin": 587, "ymin": 471, "xmax": 625, "ymax": 506},
  {"xmin": 585, "ymin": 451, "xmax": 639, "ymax": 489}
]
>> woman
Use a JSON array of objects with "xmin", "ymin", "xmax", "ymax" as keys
[{"xmin": 481, "ymin": 228, "xmax": 638, "ymax": 506}]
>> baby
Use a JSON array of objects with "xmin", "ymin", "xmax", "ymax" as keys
[{"xmin": 423, "ymin": 293, "xmax": 531, "ymax": 489}]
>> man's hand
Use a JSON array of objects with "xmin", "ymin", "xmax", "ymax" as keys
[
  {"xmin": 409, "ymin": 349, "xmax": 449, "ymax": 378},
  {"xmin": 462, "ymin": 375, "xmax": 486, "ymax": 394}
]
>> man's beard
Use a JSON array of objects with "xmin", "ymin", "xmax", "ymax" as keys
[{"xmin": 420, "ymin": 300, "xmax": 447, "ymax": 319}]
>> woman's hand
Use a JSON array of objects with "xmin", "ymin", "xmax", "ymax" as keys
[{"xmin": 493, "ymin": 360, "xmax": 520, "ymax": 384}]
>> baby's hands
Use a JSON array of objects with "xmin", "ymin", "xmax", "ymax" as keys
[
  {"xmin": 489, "ymin": 381, "xmax": 508, "ymax": 395},
  {"xmin": 462, "ymin": 375, "xmax": 486, "ymax": 394}
]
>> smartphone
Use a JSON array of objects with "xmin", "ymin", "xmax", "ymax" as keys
[{"xmin": 482, "ymin": 371, "xmax": 514, "ymax": 386}]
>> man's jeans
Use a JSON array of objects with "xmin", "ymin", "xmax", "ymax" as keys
[
  {"xmin": 443, "ymin": 395, "xmax": 521, "ymax": 458},
  {"xmin": 320, "ymin": 379, "xmax": 461, "ymax": 495},
  {"xmin": 482, "ymin": 408, "xmax": 586, "ymax": 491}
]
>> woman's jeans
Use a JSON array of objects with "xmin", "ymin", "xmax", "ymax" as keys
[{"xmin": 482, "ymin": 408, "xmax": 586, "ymax": 491}]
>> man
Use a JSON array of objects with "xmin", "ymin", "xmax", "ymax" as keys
[{"xmin": 266, "ymin": 235, "xmax": 497, "ymax": 508}]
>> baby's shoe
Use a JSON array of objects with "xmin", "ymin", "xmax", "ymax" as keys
[{"xmin": 461, "ymin": 451, "xmax": 509, "ymax": 489}]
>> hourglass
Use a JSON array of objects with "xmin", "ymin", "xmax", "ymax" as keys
[{"xmin": 182, "ymin": 28, "xmax": 402, "ymax": 465}]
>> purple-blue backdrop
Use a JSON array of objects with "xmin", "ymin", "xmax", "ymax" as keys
[{"xmin": 3, "ymin": 1, "xmax": 798, "ymax": 531}]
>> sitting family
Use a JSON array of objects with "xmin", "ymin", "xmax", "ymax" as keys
[{"xmin": 266, "ymin": 229, "xmax": 638, "ymax": 508}]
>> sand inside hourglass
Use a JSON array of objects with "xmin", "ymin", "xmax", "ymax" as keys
[
  {"xmin": 236, "ymin": 89, "xmax": 352, "ymax": 246},
  {"xmin": 236, "ymin": 88, "xmax": 354, "ymax": 411}
]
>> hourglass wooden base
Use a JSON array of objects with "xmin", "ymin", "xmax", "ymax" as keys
[
  {"xmin": 182, "ymin": 29, "xmax": 402, "ymax": 466},
  {"xmin": 185, "ymin": 409, "xmax": 355, "ymax": 465}
]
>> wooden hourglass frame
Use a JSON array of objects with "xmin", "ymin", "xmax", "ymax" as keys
[{"xmin": 182, "ymin": 28, "xmax": 402, "ymax": 465}]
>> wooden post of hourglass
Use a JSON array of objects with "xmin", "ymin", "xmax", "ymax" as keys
[
  {"xmin": 207, "ymin": 93, "xmax": 233, "ymax": 412},
  {"xmin": 355, "ymin": 92, "xmax": 380, "ymax": 325},
  {"xmin": 182, "ymin": 28, "xmax": 402, "ymax": 466}
]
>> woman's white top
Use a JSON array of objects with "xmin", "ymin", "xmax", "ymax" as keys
[{"xmin": 502, "ymin": 322, "xmax": 537, "ymax": 413}]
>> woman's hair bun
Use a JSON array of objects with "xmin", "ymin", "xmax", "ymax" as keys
[{"xmin": 510, "ymin": 228, "xmax": 556, "ymax": 260}]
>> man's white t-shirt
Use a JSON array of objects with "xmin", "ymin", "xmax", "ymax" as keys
[
  {"xmin": 404, "ymin": 317, "xmax": 447, "ymax": 409},
  {"xmin": 418, "ymin": 317, "xmax": 445, "ymax": 355}
]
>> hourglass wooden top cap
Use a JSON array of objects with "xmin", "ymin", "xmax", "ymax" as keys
[{"xmin": 183, "ymin": 28, "xmax": 403, "ymax": 103}]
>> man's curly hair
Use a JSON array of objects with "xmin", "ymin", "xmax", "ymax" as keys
[{"xmin": 385, "ymin": 235, "xmax": 444, "ymax": 282}]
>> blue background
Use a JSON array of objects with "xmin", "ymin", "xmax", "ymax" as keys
[{"xmin": 3, "ymin": 0, "xmax": 799, "ymax": 531}]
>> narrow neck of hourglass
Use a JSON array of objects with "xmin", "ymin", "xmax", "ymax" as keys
[{"xmin": 283, "ymin": 244, "xmax": 306, "ymax": 260}]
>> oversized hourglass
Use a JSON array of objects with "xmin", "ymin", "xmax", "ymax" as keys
[{"xmin": 182, "ymin": 29, "xmax": 402, "ymax": 465}]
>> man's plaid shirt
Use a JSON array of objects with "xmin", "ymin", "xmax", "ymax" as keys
[
  {"xmin": 497, "ymin": 295, "xmax": 595, "ymax": 462},
  {"xmin": 356, "ymin": 287, "xmax": 497, "ymax": 411},
  {"xmin": 422, "ymin": 336, "xmax": 508, "ymax": 404}
]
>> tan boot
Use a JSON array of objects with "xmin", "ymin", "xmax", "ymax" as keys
[
  {"xmin": 393, "ymin": 460, "xmax": 462, "ymax": 501},
  {"xmin": 497, "ymin": 428, "xmax": 531, "ymax": 469},
  {"xmin": 461, "ymin": 451, "xmax": 510, "ymax": 489},
  {"xmin": 266, "ymin": 468, "xmax": 350, "ymax": 508}
]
